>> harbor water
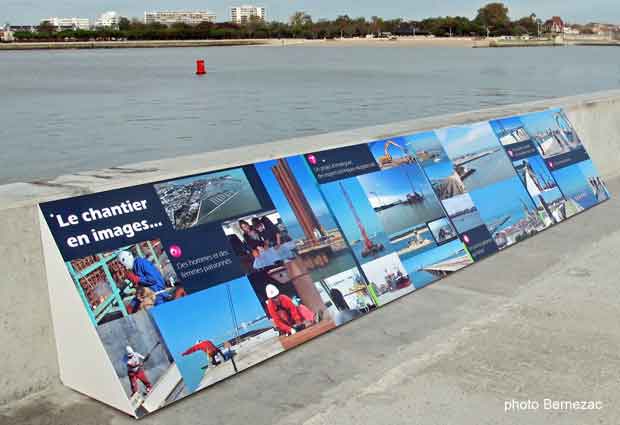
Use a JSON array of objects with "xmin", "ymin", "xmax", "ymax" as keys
[{"xmin": 1, "ymin": 45, "xmax": 620, "ymax": 184}]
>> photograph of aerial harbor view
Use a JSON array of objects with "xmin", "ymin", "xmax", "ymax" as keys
[
  {"xmin": 441, "ymin": 193, "xmax": 485, "ymax": 233},
  {"xmin": 399, "ymin": 239, "xmax": 473, "ymax": 289},
  {"xmin": 512, "ymin": 154, "xmax": 565, "ymax": 225},
  {"xmin": 154, "ymin": 167, "xmax": 263, "ymax": 230},
  {"xmin": 469, "ymin": 176, "xmax": 547, "ymax": 249},
  {"xmin": 435, "ymin": 121, "xmax": 518, "ymax": 193},
  {"xmin": 319, "ymin": 177, "xmax": 393, "ymax": 264},
  {"xmin": 253, "ymin": 156, "xmax": 358, "ymax": 280},
  {"xmin": 148, "ymin": 276, "xmax": 285, "ymax": 394},
  {"xmin": 360, "ymin": 253, "xmax": 415, "ymax": 306},
  {"xmin": 357, "ymin": 164, "xmax": 446, "ymax": 259},
  {"xmin": 519, "ymin": 109, "xmax": 587, "ymax": 160}
]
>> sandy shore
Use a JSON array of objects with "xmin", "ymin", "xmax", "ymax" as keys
[
  {"xmin": 304, "ymin": 36, "xmax": 479, "ymax": 48},
  {"xmin": 0, "ymin": 37, "xmax": 481, "ymax": 51}
]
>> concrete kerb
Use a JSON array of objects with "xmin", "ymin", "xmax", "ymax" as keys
[{"xmin": 0, "ymin": 90, "xmax": 619, "ymax": 406}]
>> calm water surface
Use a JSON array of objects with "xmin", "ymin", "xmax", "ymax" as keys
[{"xmin": 1, "ymin": 45, "xmax": 619, "ymax": 184}]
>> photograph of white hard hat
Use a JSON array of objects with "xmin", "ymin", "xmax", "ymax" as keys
[
  {"xmin": 118, "ymin": 251, "xmax": 135, "ymax": 270},
  {"xmin": 265, "ymin": 284, "xmax": 279, "ymax": 299}
]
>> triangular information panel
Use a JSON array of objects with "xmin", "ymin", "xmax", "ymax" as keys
[{"xmin": 39, "ymin": 109, "xmax": 610, "ymax": 418}]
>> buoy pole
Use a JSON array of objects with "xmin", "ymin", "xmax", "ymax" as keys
[{"xmin": 196, "ymin": 60, "xmax": 206, "ymax": 75}]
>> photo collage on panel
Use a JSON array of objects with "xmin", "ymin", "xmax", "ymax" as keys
[
  {"xmin": 435, "ymin": 121, "xmax": 550, "ymax": 253},
  {"xmin": 50, "ymin": 166, "xmax": 283, "ymax": 417},
  {"xmin": 307, "ymin": 136, "xmax": 474, "ymax": 299},
  {"xmin": 516, "ymin": 109, "xmax": 609, "ymax": 214},
  {"xmin": 148, "ymin": 165, "xmax": 297, "ymax": 407},
  {"xmin": 402, "ymin": 129, "xmax": 498, "ymax": 260},
  {"xmin": 39, "ymin": 107, "xmax": 609, "ymax": 417}
]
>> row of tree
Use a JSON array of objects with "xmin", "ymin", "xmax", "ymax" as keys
[{"xmin": 13, "ymin": 3, "xmax": 549, "ymax": 42}]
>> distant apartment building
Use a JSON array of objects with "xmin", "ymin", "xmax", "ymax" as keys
[
  {"xmin": 230, "ymin": 5, "xmax": 266, "ymax": 24},
  {"xmin": 95, "ymin": 11, "xmax": 121, "ymax": 28},
  {"xmin": 43, "ymin": 17, "xmax": 91, "ymax": 31},
  {"xmin": 0, "ymin": 28, "xmax": 15, "ymax": 42},
  {"xmin": 8, "ymin": 25, "xmax": 37, "ymax": 33},
  {"xmin": 544, "ymin": 16, "xmax": 564, "ymax": 34},
  {"xmin": 144, "ymin": 11, "xmax": 217, "ymax": 26}
]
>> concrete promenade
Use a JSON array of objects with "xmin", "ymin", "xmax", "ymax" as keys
[{"xmin": 1, "ymin": 90, "xmax": 620, "ymax": 423}]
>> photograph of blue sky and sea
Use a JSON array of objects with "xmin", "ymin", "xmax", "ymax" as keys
[
  {"xmin": 469, "ymin": 176, "xmax": 549, "ymax": 250},
  {"xmin": 519, "ymin": 109, "xmax": 589, "ymax": 169},
  {"xmin": 154, "ymin": 167, "xmax": 263, "ymax": 230},
  {"xmin": 357, "ymin": 163, "xmax": 446, "ymax": 259},
  {"xmin": 579, "ymin": 159, "xmax": 610, "ymax": 203},
  {"xmin": 440, "ymin": 193, "xmax": 484, "ymax": 234},
  {"xmin": 552, "ymin": 161, "xmax": 606, "ymax": 215},
  {"xmin": 320, "ymin": 177, "xmax": 393, "ymax": 265},
  {"xmin": 399, "ymin": 239, "xmax": 473, "ymax": 289},
  {"xmin": 435, "ymin": 121, "xmax": 518, "ymax": 193},
  {"xmin": 149, "ymin": 276, "xmax": 285, "ymax": 395},
  {"xmin": 512, "ymin": 155, "xmax": 568, "ymax": 225},
  {"xmin": 254, "ymin": 156, "xmax": 358, "ymax": 281}
]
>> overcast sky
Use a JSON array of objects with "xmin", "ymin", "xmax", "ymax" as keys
[{"xmin": 3, "ymin": 0, "xmax": 618, "ymax": 25}]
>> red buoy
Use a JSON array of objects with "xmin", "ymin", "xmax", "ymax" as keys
[{"xmin": 196, "ymin": 60, "xmax": 206, "ymax": 75}]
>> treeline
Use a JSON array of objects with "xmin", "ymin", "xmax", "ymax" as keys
[{"xmin": 13, "ymin": 3, "xmax": 545, "ymax": 42}]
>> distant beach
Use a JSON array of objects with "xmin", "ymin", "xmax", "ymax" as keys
[{"xmin": 0, "ymin": 36, "xmax": 479, "ymax": 51}]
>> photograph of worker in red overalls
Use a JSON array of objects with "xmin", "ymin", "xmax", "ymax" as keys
[
  {"xmin": 118, "ymin": 251, "xmax": 172, "ymax": 312},
  {"xmin": 181, "ymin": 339, "xmax": 227, "ymax": 368},
  {"xmin": 125, "ymin": 345, "xmax": 152, "ymax": 396},
  {"xmin": 265, "ymin": 284, "xmax": 314, "ymax": 336}
]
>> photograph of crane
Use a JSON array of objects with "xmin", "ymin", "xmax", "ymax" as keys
[
  {"xmin": 319, "ymin": 177, "xmax": 393, "ymax": 265},
  {"xmin": 367, "ymin": 138, "xmax": 417, "ymax": 170},
  {"xmin": 357, "ymin": 163, "xmax": 445, "ymax": 259}
]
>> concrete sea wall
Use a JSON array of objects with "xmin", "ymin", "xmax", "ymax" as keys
[{"xmin": 1, "ymin": 90, "xmax": 619, "ymax": 406}]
